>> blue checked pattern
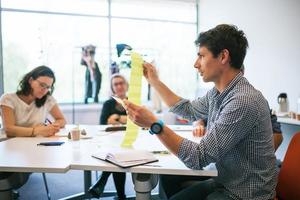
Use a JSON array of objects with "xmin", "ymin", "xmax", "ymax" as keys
[{"xmin": 170, "ymin": 73, "xmax": 278, "ymax": 200}]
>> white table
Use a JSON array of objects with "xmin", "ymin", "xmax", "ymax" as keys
[
  {"xmin": 0, "ymin": 137, "xmax": 70, "ymax": 173},
  {"xmin": 277, "ymin": 117, "xmax": 300, "ymax": 126},
  {"xmin": 0, "ymin": 125, "xmax": 217, "ymax": 200}
]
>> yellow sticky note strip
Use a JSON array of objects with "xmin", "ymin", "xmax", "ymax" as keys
[
  {"xmin": 121, "ymin": 52, "xmax": 143, "ymax": 148},
  {"xmin": 122, "ymin": 120, "xmax": 139, "ymax": 148}
]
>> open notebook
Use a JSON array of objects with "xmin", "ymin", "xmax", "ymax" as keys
[{"xmin": 92, "ymin": 148, "xmax": 158, "ymax": 168}]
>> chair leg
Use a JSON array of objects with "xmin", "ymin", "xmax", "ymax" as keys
[
  {"xmin": 95, "ymin": 171, "xmax": 99, "ymax": 180},
  {"xmin": 42, "ymin": 173, "xmax": 51, "ymax": 200}
]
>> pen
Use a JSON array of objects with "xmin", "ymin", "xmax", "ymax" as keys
[
  {"xmin": 151, "ymin": 150, "xmax": 170, "ymax": 155},
  {"xmin": 44, "ymin": 118, "xmax": 53, "ymax": 126},
  {"xmin": 37, "ymin": 142, "xmax": 65, "ymax": 146},
  {"xmin": 144, "ymin": 164, "xmax": 162, "ymax": 167},
  {"xmin": 45, "ymin": 118, "xmax": 52, "ymax": 124}
]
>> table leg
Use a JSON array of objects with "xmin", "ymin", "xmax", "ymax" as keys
[
  {"xmin": 131, "ymin": 173, "xmax": 158, "ymax": 200},
  {"xmin": 83, "ymin": 170, "xmax": 91, "ymax": 194}
]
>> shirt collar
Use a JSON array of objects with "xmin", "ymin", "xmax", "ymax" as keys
[{"xmin": 211, "ymin": 72, "xmax": 244, "ymax": 99}]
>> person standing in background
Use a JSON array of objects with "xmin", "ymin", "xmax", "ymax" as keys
[{"xmin": 81, "ymin": 44, "xmax": 102, "ymax": 104}]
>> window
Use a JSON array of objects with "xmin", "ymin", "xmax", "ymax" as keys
[
  {"xmin": 2, "ymin": 0, "xmax": 108, "ymax": 16},
  {"xmin": 111, "ymin": 18, "xmax": 197, "ymax": 99},
  {"xmin": 2, "ymin": 1, "xmax": 109, "ymax": 103},
  {"xmin": 111, "ymin": 0, "xmax": 196, "ymax": 22},
  {"xmin": 1, "ymin": 0, "xmax": 198, "ymax": 104}
]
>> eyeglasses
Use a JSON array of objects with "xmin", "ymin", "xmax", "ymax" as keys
[
  {"xmin": 113, "ymin": 81, "xmax": 126, "ymax": 87},
  {"xmin": 36, "ymin": 79, "xmax": 52, "ymax": 91}
]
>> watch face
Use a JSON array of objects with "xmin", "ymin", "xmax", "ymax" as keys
[{"xmin": 151, "ymin": 123, "xmax": 162, "ymax": 134}]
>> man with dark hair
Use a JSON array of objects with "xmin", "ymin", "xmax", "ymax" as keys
[{"xmin": 125, "ymin": 24, "xmax": 277, "ymax": 199}]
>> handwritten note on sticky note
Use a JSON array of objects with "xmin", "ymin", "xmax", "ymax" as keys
[{"xmin": 121, "ymin": 52, "xmax": 143, "ymax": 148}]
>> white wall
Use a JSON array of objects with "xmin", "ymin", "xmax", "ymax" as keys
[{"xmin": 198, "ymin": 0, "xmax": 300, "ymax": 112}]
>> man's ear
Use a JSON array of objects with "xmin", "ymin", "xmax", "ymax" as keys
[{"xmin": 220, "ymin": 49, "xmax": 230, "ymax": 65}]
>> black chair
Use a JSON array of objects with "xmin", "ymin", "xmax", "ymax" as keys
[
  {"xmin": 0, "ymin": 172, "xmax": 30, "ymax": 199},
  {"xmin": 0, "ymin": 172, "xmax": 51, "ymax": 200}
]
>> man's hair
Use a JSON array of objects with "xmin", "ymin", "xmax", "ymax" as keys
[
  {"xmin": 16, "ymin": 66, "xmax": 55, "ymax": 108},
  {"xmin": 195, "ymin": 24, "xmax": 248, "ymax": 69}
]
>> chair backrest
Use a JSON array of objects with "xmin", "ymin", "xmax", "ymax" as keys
[{"xmin": 276, "ymin": 132, "xmax": 300, "ymax": 200}]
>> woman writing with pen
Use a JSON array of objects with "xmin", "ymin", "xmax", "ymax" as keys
[{"xmin": 0, "ymin": 66, "xmax": 66, "ymax": 137}]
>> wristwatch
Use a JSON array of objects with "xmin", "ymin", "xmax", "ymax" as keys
[{"xmin": 149, "ymin": 120, "xmax": 164, "ymax": 135}]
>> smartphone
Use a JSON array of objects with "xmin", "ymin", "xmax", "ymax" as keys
[
  {"xmin": 37, "ymin": 141, "xmax": 65, "ymax": 146},
  {"xmin": 105, "ymin": 126, "xmax": 126, "ymax": 132}
]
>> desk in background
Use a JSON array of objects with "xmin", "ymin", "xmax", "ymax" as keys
[{"xmin": 0, "ymin": 125, "xmax": 217, "ymax": 200}]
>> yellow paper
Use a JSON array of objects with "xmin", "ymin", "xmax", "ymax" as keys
[{"xmin": 121, "ymin": 52, "xmax": 143, "ymax": 147}]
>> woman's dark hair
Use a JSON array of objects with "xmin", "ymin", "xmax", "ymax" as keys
[
  {"xmin": 16, "ymin": 66, "xmax": 56, "ymax": 108},
  {"xmin": 195, "ymin": 24, "xmax": 248, "ymax": 69}
]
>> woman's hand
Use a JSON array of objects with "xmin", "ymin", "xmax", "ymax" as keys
[
  {"xmin": 119, "ymin": 115, "xmax": 127, "ymax": 124},
  {"xmin": 107, "ymin": 114, "xmax": 121, "ymax": 125},
  {"xmin": 123, "ymin": 100, "xmax": 157, "ymax": 128},
  {"xmin": 33, "ymin": 124, "xmax": 60, "ymax": 137}
]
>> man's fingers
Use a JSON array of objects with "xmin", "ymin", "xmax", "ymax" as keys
[
  {"xmin": 143, "ymin": 62, "xmax": 152, "ymax": 69},
  {"xmin": 192, "ymin": 126, "xmax": 206, "ymax": 137},
  {"xmin": 193, "ymin": 129, "xmax": 201, "ymax": 137},
  {"xmin": 123, "ymin": 99, "xmax": 141, "ymax": 111}
]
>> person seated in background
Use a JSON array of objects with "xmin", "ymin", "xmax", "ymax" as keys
[
  {"xmin": 89, "ymin": 74, "xmax": 128, "ymax": 200},
  {"xmin": 0, "ymin": 65, "xmax": 66, "ymax": 137},
  {"xmin": 0, "ymin": 66, "xmax": 66, "ymax": 197},
  {"xmin": 270, "ymin": 109, "xmax": 283, "ymax": 151}
]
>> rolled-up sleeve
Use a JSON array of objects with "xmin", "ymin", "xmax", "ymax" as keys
[
  {"xmin": 170, "ymin": 96, "xmax": 209, "ymax": 122},
  {"xmin": 177, "ymin": 96, "xmax": 260, "ymax": 169}
]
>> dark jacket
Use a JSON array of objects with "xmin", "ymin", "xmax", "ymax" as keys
[{"xmin": 100, "ymin": 98, "xmax": 127, "ymax": 125}]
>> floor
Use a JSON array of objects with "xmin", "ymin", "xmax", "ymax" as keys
[{"xmin": 17, "ymin": 170, "xmax": 160, "ymax": 200}]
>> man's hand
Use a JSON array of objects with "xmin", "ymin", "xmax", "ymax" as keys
[
  {"xmin": 192, "ymin": 120, "xmax": 206, "ymax": 137},
  {"xmin": 123, "ymin": 99, "xmax": 157, "ymax": 128},
  {"xmin": 143, "ymin": 62, "xmax": 160, "ymax": 85}
]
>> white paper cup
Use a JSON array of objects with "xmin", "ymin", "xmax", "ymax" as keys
[{"xmin": 71, "ymin": 129, "xmax": 80, "ymax": 141}]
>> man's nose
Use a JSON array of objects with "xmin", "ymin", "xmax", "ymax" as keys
[{"xmin": 194, "ymin": 59, "xmax": 200, "ymax": 69}]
